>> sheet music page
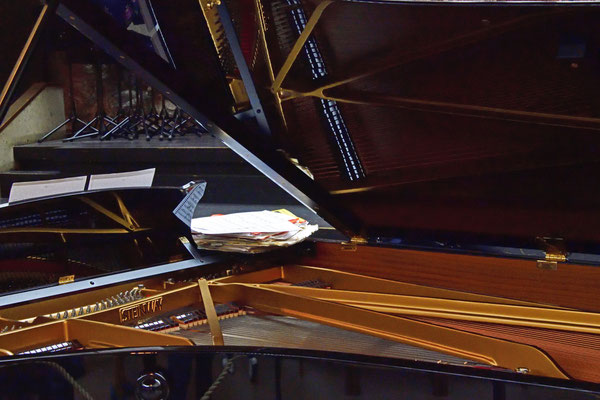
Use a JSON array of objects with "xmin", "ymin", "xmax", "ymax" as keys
[
  {"xmin": 172, "ymin": 182, "xmax": 207, "ymax": 227},
  {"xmin": 8, "ymin": 176, "xmax": 87, "ymax": 203},
  {"xmin": 88, "ymin": 168, "xmax": 155, "ymax": 190},
  {"xmin": 191, "ymin": 210, "xmax": 301, "ymax": 235}
]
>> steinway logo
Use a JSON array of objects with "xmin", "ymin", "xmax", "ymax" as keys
[{"xmin": 119, "ymin": 297, "xmax": 163, "ymax": 323}]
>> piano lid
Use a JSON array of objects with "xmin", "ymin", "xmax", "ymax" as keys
[
  {"xmin": 0, "ymin": 187, "xmax": 197, "ymax": 300},
  {"xmin": 4, "ymin": 0, "xmax": 600, "ymax": 258}
]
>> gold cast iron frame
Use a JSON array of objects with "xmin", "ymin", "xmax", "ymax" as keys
[{"xmin": 2, "ymin": 264, "xmax": 590, "ymax": 380}]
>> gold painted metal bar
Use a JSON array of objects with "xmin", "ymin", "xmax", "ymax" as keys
[
  {"xmin": 253, "ymin": 284, "xmax": 600, "ymax": 335},
  {"xmin": 280, "ymin": 265, "xmax": 557, "ymax": 307},
  {"xmin": 199, "ymin": 279, "xmax": 224, "ymax": 345},
  {"xmin": 0, "ymin": 4, "xmax": 49, "ymax": 125},
  {"xmin": 0, "ymin": 82, "xmax": 47, "ymax": 132},
  {"xmin": 254, "ymin": 0, "xmax": 287, "ymax": 129},
  {"xmin": 278, "ymin": 88, "xmax": 600, "ymax": 132},
  {"xmin": 113, "ymin": 193, "xmax": 140, "ymax": 229},
  {"xmin": 271, "ymin": 0, "xmax": 335, "ymax": 92},
  {"xmin": 0, "ymin": 319, "xmax": 192, "ymax": 354},
  {"xmin": 79, "ymin": 197, "xmax": 143, "ymax": 231},
  {"xmin": 69, "ymin": 319, "xmax": 194, "ymax": 348},
  {"xmin": 212, "ymin": 266, "xmax": 284, "ymax": 284},
  {"xmin": 209, "ymin": 282, "xmax": 568, "ymax": 379}
]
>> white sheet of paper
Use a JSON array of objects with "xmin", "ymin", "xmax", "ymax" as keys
[
  {"xmin": 8, "ymin": 176, "xmax": 87, "ymax": 203},
  {"xmin": 88, "ymin": 168, "xmax": 155, "ymax": 191},
  {"xmin": 191, "ymin": 210, "xmax": 301, "ymax": 234}
]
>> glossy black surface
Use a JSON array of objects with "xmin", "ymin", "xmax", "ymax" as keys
[
  {"xmin": 0, "ymin": 346, "xmax": 598, "ymax": 399},
  {"xmin": 0, "ymin": 188, "xmax": 192, "ymax": 295}
]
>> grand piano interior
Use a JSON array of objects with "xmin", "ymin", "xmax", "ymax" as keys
[{"xmin": 1, "ymin": 0, "xmax": 600, "ymax": 398}]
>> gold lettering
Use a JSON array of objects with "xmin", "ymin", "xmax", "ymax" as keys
[{"xmin": 119, "ymin": 297, "xmax": 163, "ymax": 323}]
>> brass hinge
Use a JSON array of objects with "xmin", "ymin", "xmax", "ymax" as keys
[
  {"xmin": 58, "ymin": 275, "xmax": 75, "ymax": 285},
  {"xmin": 537, "ymin": 252, "xmax": 567, "ymax": 271},
  {"xmin": 341, "ymin": 236, "xmax": 367, "ymax": 251},
  {"xmin": 536, "ymin": 237, "xmax": 567, "ymax": 271}
]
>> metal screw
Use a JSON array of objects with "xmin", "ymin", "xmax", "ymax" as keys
[{"xmin": 516, "ymin": 367, "xmax": 530, "ymax": 374}]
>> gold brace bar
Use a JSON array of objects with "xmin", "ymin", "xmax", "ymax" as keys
[
  {"xmin": 271, "ymin": 0, "xmax": 335, "ymax": 93},
  {"xmin": 213, "ymin": 265, "xmax": 559, "ymax": 307},
  {"xmin": 209, "ymin": 282, "xmax": 567, "ymax": 379},
  {"xmin": 254, "ymin": 0, "xmax": 287, "ymax": 129},
  {"xmin": 251, "ymin": 284, "xmax": 600, "ymax": 335},
  {"xmin": 114, "ymin": 193, "xmax": 140, "ymax": 229},
  {"xmin": 278, "ymin": 89, "xmax": 600, "ymax": 132},
  {"xmin": 79, "ymin": 197, "xmax": 145, "ymax": 232},
  {"xmin": 0, "ymin": 319, "xmax": 192, "ymax": 354},
  {"xmin": 0, "ymin": 4, "xmax": 49, "ymax": 119},
  {"xmin": 198, "ymin": 279, "xmax": 224, "ymax": 346}
]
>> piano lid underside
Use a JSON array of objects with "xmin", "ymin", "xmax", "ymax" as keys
[{"xmin": 252, "ymin": 1, "xmax": 600, "ymax": 244}]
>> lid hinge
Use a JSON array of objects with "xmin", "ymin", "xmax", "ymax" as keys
[
  {"xmin": 536, "ymin": 237, "xmax": 567, "ymax": 270},
  {"xmin": 341, "ymin": 236, "xmax": 367, "ymax": 251}
]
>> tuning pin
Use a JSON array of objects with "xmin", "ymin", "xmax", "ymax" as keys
[
  {"xmin": 108, "ymin": 299, "xmax": 114, "ymax": 307},
  {"xmin": 1, "ymin": 326, "xmax": 8, "ymax": 333},
  {"xmin": 79, "ymin": 307, "xmax": 84, "ymax": 315},
  {"xmin": 10, "ymin": 325, "xmax": 15, "ymax": 331},
  {"xmin": 123, "ymin": 290, "xmax": 130, "ymax": 301},
  {"xmin": 86, "ymin": 305, "xmax": 91, "ymax": 314}
]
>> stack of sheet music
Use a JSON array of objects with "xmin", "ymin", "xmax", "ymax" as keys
[{"xmin": 191, "ymin": 210, "xmax": 318, "ymax": 253}]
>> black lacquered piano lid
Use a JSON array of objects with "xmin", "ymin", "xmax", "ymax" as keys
[
  {"xmin": 19, "ymin": 1, "xmax": 600, "ymax": 256},
  {"xmin": 0, "ymin": 188, "xmax": 194, "ymax": 298}
]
